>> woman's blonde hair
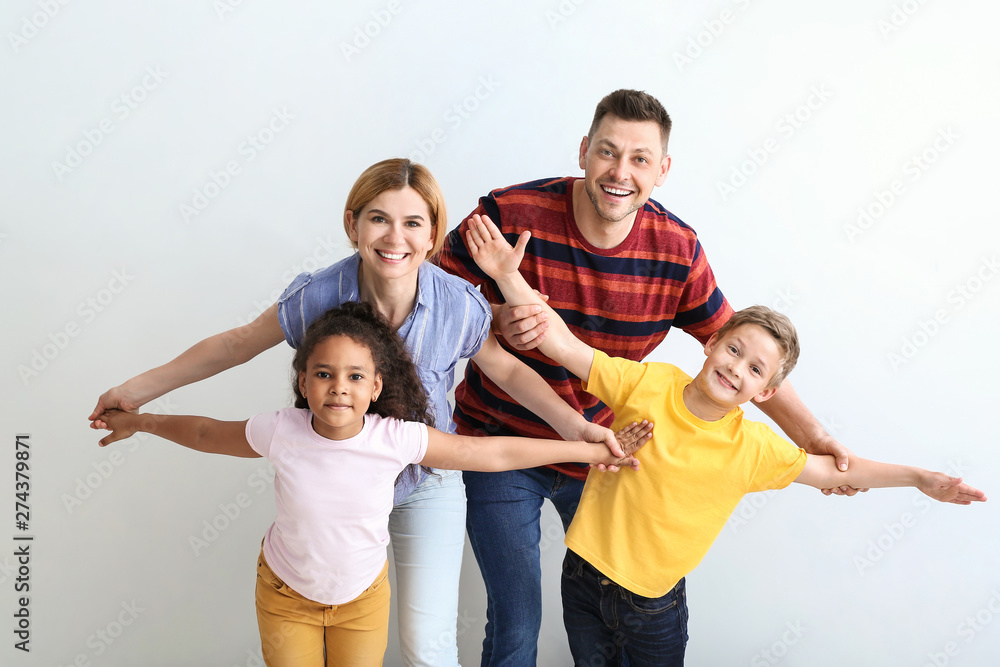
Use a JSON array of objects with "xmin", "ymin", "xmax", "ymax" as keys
[{"xmin": 343, "ymin": 158, "xmax": 448, "ymax": 258}]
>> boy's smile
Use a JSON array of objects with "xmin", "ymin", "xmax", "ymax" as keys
[{"xmin": 684, "ymin": 324, "xmax": 784, "ymax": 421}]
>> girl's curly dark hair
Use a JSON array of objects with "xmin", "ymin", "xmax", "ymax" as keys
[{"xmin": 291, "ymin": 301, "xmax": 434, "ymax": 429}]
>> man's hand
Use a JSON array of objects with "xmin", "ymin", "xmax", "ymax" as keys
[{"xmin": 805, "ymin": 434, "xmax": 869, "ymax": 496}]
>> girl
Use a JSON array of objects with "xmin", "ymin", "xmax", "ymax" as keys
[
  {"xmin": 96, "ymin": 302, "xmax": 635, "ymax": 667},
  {"xmin": 89, "ymin": 159, "xmax": 649, "ymax": 666}
]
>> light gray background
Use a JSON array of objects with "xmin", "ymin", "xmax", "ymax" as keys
[{"xmin": 3, "ymin": 1, "xmax": 999, "ymax": 665}]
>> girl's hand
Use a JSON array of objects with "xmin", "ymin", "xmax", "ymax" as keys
[
  {"xmin": 615, "ymin": 420, "xmax": 653, "ymax": 456},
  {"xmin": 918, "ymin": 473, "xmax": 987, "ymax": 505},
  {"xmin": 89, "ymin": 386, "xmax": 143, "ymax": 430},
  {"xmin": 465, "ymin": 214, "xmax": 530, "ymax": 280},
  {"xmin": 96, "ymin": 409, "xmax": 143, "ymax": 447}
]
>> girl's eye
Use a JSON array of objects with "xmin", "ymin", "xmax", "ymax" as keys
[
  {"xmin": 317, "ymin": 371, "xmax": 330, "ymax": 378},
  {"xmin": 349, "ymin": 373, "xmax": 364, "ymax": 381}
]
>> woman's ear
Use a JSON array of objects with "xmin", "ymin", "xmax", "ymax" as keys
[{"xmin": 346, "ymin": 210, "xmax": 359, "ymax": 244}]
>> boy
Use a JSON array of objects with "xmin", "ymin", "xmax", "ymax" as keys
[{"xmin": 464, "ymin": 214, "xmax": 987, "ymax": 666}]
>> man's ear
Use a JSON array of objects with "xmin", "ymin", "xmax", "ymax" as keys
[
  {"xmin": 578, "ymin": 135, "xmax": 589, "ymax": 170},
  {"xmin": 654, "ymin": 154, "xmax": 671, "ymax": 187}
]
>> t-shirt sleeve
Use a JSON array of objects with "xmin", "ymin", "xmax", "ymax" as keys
[
  {"xmin": 433, "ymin": 192, "xmax": 502, "ymax": 288},
  {"xmin": 746, "ymin": 425, "xmax": 808, "ymax": 492},
  {"xmin": 581, "ymin": 350, "xmax": 650, "ymax": 415},
  {"xmin": 387, "ymin": 419, "xmax": 429, "ymax": 466},
  {"xmin": 245, "ymin": 410, "xmax": 282, "ymax": 459},
  {"xmin": 277, "ymin": 271, "xmax": 345, "ymax": 349},
  {"xmin": 672, "ymin": 239, "xmax": 734, "ymax": 345}
]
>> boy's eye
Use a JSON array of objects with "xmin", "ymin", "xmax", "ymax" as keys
[
  {"xmin": 728, "ymin": 345, "xmax": 738, "ymax": 355},
  {"xmin": 751, "ymin": 366, "xmax": 761, "ymax": 375}
]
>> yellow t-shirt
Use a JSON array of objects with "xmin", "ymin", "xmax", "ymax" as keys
[{"xmin": 565, "ymin": 350, "xmax": 807, "ymax": 598}]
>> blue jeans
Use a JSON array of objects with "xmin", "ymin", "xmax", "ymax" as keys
[
  {"xmin": 388, "ymin": 469, "xmax": 467, "ymax": 667},
  {"xmin": 561, "ymin": 550, "xmax": 688, "ymax": 667},
  {"xmin": 464, "ymin": 467, "xmax": 586, "ymax": 667}
]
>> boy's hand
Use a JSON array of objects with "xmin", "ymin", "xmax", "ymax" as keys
[
  {"xmin": 465, "ymin": 214, "xmax": 530, "ymax": 280},
  {"xmin": 918, "ymin": 473, "xmax": 987, "ymax": 505},
  {"xmin": 97, "ymin": 409, "xmax": 144, "ymax": 447}
]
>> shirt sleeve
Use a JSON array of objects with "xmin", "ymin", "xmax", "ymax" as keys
[
  {"xmin": 245, "ymin": 410, "xmax": 282, "ymax": 458},
  {"xmin": 672, "ymin": 239, "xmax": 734, "ymax": 345},
  {"xmin": 746, "ymin": 424, "xmax": 808, "ymax": 492},
  {"xmin": 458, "ymin": 285, "xmax": 492, "ymax": 360},
  {"xmin": 581, "ymin": 350, "xmax": 650, "ymax": 415},
  {"xmin": 276, "ymin": 271, "xmax": 315, "ymax": 349}
]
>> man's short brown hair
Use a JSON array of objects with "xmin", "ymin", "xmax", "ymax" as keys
[{"xmin": 588, "ymin": 89, "xmax": 672, "ymax": 154}]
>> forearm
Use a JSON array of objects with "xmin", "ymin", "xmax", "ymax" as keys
[
  {"xmin": 754, "ymin": 379, "xmax": 827, "ymax": 452},
  {"xmin": 118, "ymin": 413, "xmax": 256, "ymax": 457},
  {"xmin": 797, "ymin": 454, "xmax": 922, "ymax": 491},
  {"xmin": 429, "ymin": 431, "xmax": 609, "ymax": 472},
  {"xmin": 118, "ymin": 304, "xmax": 284, "ymax": 407}
]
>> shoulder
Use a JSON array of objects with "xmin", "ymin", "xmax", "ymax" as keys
[
  {"xmin": 281, "ymin": 254, "xmax": 358, "ymax": 303},
  {"xmin": 639, "ymin": 196, "xmax": 702, "ymax": 243},
  {"xmin": 418, "ymin": 262, "xmax": 491, "ymax": 317}
]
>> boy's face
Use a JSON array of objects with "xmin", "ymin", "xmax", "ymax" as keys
[{"xmin": 694, "ymin": 324, "xmax": 784, "ymax": 409}]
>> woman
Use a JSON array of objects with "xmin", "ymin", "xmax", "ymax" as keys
[{"xmin": 89, "ymin": 158, "xmax": 635, "ymax": 667}]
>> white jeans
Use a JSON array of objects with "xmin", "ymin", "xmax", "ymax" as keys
[{"xmin": 387, "ymin": 469, "xmax": 466, "ymax": 667}]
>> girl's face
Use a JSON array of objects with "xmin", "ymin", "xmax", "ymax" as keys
[
  {"xmin": 297, "ymin": 335, "xmax": 382, "ymax": 441},
  {"xmin": 346, "ymin": 186, "xmax": 435, "ymax": 282}
]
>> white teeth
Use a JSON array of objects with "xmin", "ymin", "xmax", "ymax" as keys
[
  {"xmin": 377, "ymin": 250, "xmax": 406, "ymax": 260},
  {"xmin": 602, "ymin": 186, "xmax": 631, "ymax": 196}
]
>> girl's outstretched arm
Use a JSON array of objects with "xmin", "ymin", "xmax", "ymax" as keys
[
  {"xmin": 419, "ymin": 428, "xmax": 637, "ymax": 473},
  {"xmin": 794, "ymin": 455, "xmax": 986, "ymax": 505},
  {"xmin": 89, "ymin": 303, "xmax": 285, "ymax": 430},
  {"xmin": 98, "ymin": 409, "xmax": 260, "ymax": 458}
]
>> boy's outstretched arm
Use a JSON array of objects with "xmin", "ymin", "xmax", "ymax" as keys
[
  {"xmin": 97, "ymin": 409, "xmax": 260, "ymax": 458},
  {"xmin": 794, "ymin": 455, "xmax": 986, "ymax": 504},
  {"xmin": 465, "ymin": 214, "xmax": 595, "ymax": 380}
]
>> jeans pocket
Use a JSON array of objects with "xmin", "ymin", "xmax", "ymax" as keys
[
  {"xmin": 622, "ymin": 584, "xmax": 680, "ymax": 615},
  {"xmin": 256, "ymin": 553, "xmax": 285, "ymax": 592}
]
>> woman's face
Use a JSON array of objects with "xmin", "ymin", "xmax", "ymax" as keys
[{"xmin": 347, "ymin": 186, "xmax": 435, "ymax": 282}]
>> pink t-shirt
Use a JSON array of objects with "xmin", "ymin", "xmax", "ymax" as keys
[{"xmin": 246, "ymin": 408, "xmax": 428, "ymax": 605}]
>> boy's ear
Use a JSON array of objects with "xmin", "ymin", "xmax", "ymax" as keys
[
  {"xmin": 703, "ymin": 333, "xmax": 719, "ymax": 356},
  {"xmin": 753, "ymin": 386, "xmax": 778, "ymax": 403}
]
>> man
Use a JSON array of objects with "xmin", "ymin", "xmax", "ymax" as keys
[{"xmin": 435, "ymin": 89, "xmax": 853, "ymax": 666}]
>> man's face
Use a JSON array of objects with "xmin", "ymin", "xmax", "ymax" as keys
[{"xmin": 579, "ymin": 115, "xmax": 670, "ymax": 224}]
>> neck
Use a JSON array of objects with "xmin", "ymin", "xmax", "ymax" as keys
[
  {"xmin": 682, "ymin": 383, "xmax": 733, "ymax": 422},
  {"xmin": 571, "ymin": 180, "xmax": 637, "ymax": 249},
  {"xmin": 357, "ymin": 262, "xmax": 419, "ymax": 330}
]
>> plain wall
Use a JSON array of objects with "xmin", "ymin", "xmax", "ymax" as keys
[{"xmin": 3, "ymin": 1, "xmax": 999, "ymax": 665}]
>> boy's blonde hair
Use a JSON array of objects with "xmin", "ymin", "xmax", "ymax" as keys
[{"xmin": 714, "ymin": 306, "xmax": 800, "ymax": 388}]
